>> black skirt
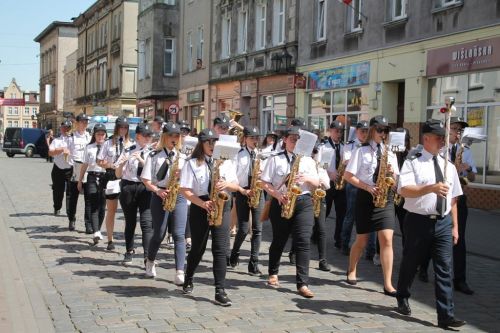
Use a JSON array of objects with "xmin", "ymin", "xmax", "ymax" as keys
[{"xmin": 355, "ymin": 188, "xmax": 395, "ymax": 234}]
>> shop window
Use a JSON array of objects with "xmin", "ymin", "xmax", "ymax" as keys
[
  {"xmin": 260, "ymin": 94, "xmax": 287, "ymax": 134},
  {"xmin": 468, "ymin": 70, "xmax": 500, "ymax": 103},
  {"xmin": 427, "ymin": 75, "xmax": 467, "ymax": 106}
]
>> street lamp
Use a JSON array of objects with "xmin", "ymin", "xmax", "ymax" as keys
[
  {"xmin": 271, "ymin": 52, "xmax": 282, "ymax": 72},
  {"xmin": 282, "ymin": 48, "xmax": 293, "ymax": 72}
]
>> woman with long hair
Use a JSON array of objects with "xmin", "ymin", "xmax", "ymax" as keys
[
  {"xmin": 344, "ymin": 115, "xmax": 399, "ymax": 296},
  {"xmin": 179, "ymin": 128, "xmax": 239, "ymax": 306},
  {"xmin": 77, "ymin": 123, "xmax": 107, "ymax": 244},
  {"xmin": 97, "ymin": 116, "xmax": 132, "ymax": 250},
  {"xmin": 142, "ymin": 122, "xmax": 188, "ymax": 285}
]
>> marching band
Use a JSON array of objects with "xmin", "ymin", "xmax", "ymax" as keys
[{"xmin": 47, "ymin": 105, "xmax": 475, "ymax": 328}]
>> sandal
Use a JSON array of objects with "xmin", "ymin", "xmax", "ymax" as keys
[{"xmin": 267, "ymin": 275, "xmax": 280, "ymax": 288}]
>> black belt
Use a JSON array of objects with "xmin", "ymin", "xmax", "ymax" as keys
[
  {"xmin": 87, "ymin": 171, "xmax": 105, "ymax": 176},
  {"xmin": 74, "ymin": 161, "xmax": 83, "ymax": 164},
  {"xmin": 121, "ymin": 179, "xmax": 142, "ymax": 185},
  {"xmin": 409, "ymin": 212, "xmax": 447, "ymax": 220}
]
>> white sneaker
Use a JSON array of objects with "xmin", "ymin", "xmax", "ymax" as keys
[
  {"xmin": 96, "ymin": 231, "xmax": 103, "ymax": 240},
  {"xmin": 145, "ymin": 259, "xmax": 157, "ymax": 278},
  {"xmin": 373, "ymin": 254, "xmax": 381, "ymax": 266},
  {"xmin": 174, "ymin": 270, "xmax": 185, "ymax": 286}
]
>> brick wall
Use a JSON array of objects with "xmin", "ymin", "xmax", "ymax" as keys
[{"xmin": 464, "ymin": 186, "xmax": 500, "ymax": 210}]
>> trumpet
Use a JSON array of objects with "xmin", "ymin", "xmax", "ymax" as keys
[{"xmin": 228, "ymin": 110, "xmax": 243, "ymax": 141}]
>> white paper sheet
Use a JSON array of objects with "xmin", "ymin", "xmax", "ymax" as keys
[
  {"xmin": 213, "ymin": 140, "xmax": 241, "ymax": 160},
  {"xmin": 388, "ymin": 132, "xmax": 406, "ymax": 152},
  {"xmin": 295, "ymin": 130, "xmax": 318, "ymax": 157}
]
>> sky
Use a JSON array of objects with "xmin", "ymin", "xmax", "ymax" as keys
[{"xmin": 0, "ymin": 0, "xmax": 96, "ymax": 93}]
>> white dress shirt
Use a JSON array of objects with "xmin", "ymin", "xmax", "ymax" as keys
[
  {"xmin": 179, "ymin": 157, "xmax": 238, "ymax": 197},
  {"xmin": 261, "ymin": 152, "xmax": 319, "ymax": 195},
  {"xmin": 322, "ymin": 137, "xmax": 344, "ymax": 175},
  {"xmin": 236, "ymin": 147, "xmax": 263, "ymax": 188},
  {"xmin": 448, "ymin": 143, "xmax": 477, "ymax": 176},
  {"xmin": 398, "ymin": 148, "xmax": 463, "ymax": 216},
  {"xmin": 97, "ymin": 137, "xmax": 130, "ymax": 165},
  {"xmin": 346, "ymin": 140, "xmax": 399, "ymax": 187},
  {"xmin": 49, "ymin": 135, "xmax": 71, "ymax": 169},
  {"xmin": 141, "ymin": 148, "xmax": 184, "ymax": 188},
  {"xmin": 68, "ymin": 130, "xmax": 91, "ymax": 164},
  {"xmin": 121, "ymin": 145, "xmax": 153, "ymax": 182},
  {"xmin": 83, "ymin": 143, "xmax": 105, "ymax": 173}
]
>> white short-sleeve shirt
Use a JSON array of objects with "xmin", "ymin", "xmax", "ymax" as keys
[
  {"xmin": 68, "ymin": 130, "xmax": 91, "ymax": 164},
  {"xmin": 141, "ymin": 148, "xmax": 184, "ymax": 188},
  {"xmin": 122, "ymin": 145, "xmax": 153, "ymax": 182},
  {"xmin": 49, "ymin": 135, "xmax": 71, "ymax": 169},
  {"xmin": 398, "ymin": 148, "xmax": 463, "ymax": 216},
  {"xmin": 346, "ymin": 140, "xmax": 399, "ymax": 186},
  {"xmin": 83, "ymin": 143, "xmax": 105, "ymax": 173},
  {"xmin": 97, "ymin": 137, "xmax": 131, "ymax": 165}
]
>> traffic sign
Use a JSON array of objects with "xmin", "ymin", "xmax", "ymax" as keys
[{"xmin": 168, "ymin": 103, "xmax": 179, "ymax": 115}]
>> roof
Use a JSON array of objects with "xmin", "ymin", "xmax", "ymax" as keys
[{"xmin": 34, "ymin": 21, "xmax": 76, "ymax": 42}]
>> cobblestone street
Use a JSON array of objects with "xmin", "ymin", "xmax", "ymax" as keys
[{"xmin": 1, "ymin": 153, "xmax": 499, "ymax": 333}]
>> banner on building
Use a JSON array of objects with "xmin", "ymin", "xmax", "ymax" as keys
[
  {"xmin": 0, "ymin": 98, "xmax": 26, "ymax": 106},
  {"xmin": 308, "ymin": 62, "xmax": 370, "ymax": 91}
]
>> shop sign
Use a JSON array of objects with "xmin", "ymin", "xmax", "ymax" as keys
[
  {"xmin": 427, "ymin": 37, "xmax": 500, "ymax": 77},
  {"xmin": 0, "ymin": 98, "xmax": 25, "ymax": 106},
  {"xmin": 308, "ymin": 62, "xmax": 370, "ymax": 91},
  {"xmin": 187, "ymin": 90, "xmax": 204, "ymax": 103}
]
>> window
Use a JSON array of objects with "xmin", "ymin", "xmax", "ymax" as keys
[
  {"xmin": 33, "ymin": 107, "xmax": 37, "ymax": 115},
  {"xmin": 14, "ymin": 107, "xmax": 18, "ymax": 115},
  {"xmin": 7, "ymin": 121, "xmax": 12, "ymax": 128},
  {"xmin": 255, "ymin": 2, "xmax": 266, "ymax": 50},
  {"xmin": 24, "ymin": 107, "xmax": 30, "ymax": 115},
  {"xmin": 24, "ymin": 94, "xmax": 30, "ymax": 102},
  {"xmin": 10, "ymin": 93, "xmax": 16, "ymax": 98},
  {"xmin": 24, "ymin": 121, "xmax": 29, "ymax": 128},
  {"xmin": 163, "ymin": 0, "xmax": 175, "ymax": 4},
  {"xmin": 187, "ymin": 32, "xmax": 193, "ymax": 71},
  {"xmin": 164, "ymin": 38, "xmax": 175, "ymax": 76},
  {"xmin": 221, "ymin": 16, "xmax": 231, "ymax": 59},
  {"xmin": 272, "ymin": 0, "xmax": 285, "ymax": 45},
  {"xmin": 197, "ymin": 27, "xmax": 204, "ymax": 61},
  {"xmin": 8, "ymin": 107, "xmax": 12, "ymax": 115},
  {"xmin": 138, "ymin": 39, "xmax": 151, "ymax": 80},
  {"xmin": 390, "ymin": 0, "xmax": 407, "ymax": 20},
  {"xmin": 237, "ymin": 10, "xmax": 248, "ymax": 54},
  {"xmin": 13, "ymin": 121, "xmax": 18, "ymax": 127},
  {"xmin": 347, "ymin": 0, "xmax": 362, "ymax": 32},
  {"xmin": 438, "ymin": 0, "xmax": 462, "ymax": 6},
  {"xmin": 316, "ymin": 0, "xmax": 326, "ymax": 41}
]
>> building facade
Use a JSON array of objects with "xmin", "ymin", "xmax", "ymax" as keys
[
  {"xmin": 73, "ymin": 0, "xmax": 138, "ymax": 117},
  {"xmin": 296, "ymin": 0, "xmax": 500, "ymax": 209},
  {"xmin": 34, "ymin": 21, "xmax": 78, "ymax": 130},
  {"xmin": 136, "ymin": 0, "xmax": 180, "ymax": 122},
  {"xmin": 178, "ymin": 0, "xmax": 211, "ymax": 132},
  {"xmin": 63, "ymin": 50, "xmax": 78, "ymax": 116},
  {"xmin": 0, "ymin": 79, "xmax": 39, "ymax": 133},
  {"xmin": 210, "ymin": 0, "xmax": 299, "ymax": 132}
]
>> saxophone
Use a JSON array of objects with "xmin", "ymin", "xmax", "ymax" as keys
[
  {"xmin": 334, "ymin": 156, "xmax": 346, "ymax": 190},
  {"xmin": 208, "ymin": 159, "xmax": 230, "ymax": 226},
  {"xmin": 248, "ymin": 155, "xmax": 263, "ymax": 208},
  {"xmin": 454, "ymin": 144, "xmax": 469, "ymax": 186},
  {"xmin": 281, "ymin": 155, "xmax": 302, "ymax": 219},
  {"xmin": 312, "ymin": 162, "xmax": 327, "ymax": 218},
  {"xmin": 373, "ymin": 142, "xmax": 396, "ymax": 208},
  {"xmin": 163, "ymin": 153, "xmax": 180, "ymax": 212}
]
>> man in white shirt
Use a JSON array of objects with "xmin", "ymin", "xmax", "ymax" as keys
[{"xmin": 396, "ymin": 119, "xmax": 466, "ymax": 329}]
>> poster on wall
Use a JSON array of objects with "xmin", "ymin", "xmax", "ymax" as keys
[{"xmin": 308, "ymin": 62, "xmax": 370, "ymax": 91}]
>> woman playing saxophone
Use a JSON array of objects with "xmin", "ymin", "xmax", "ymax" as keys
[
  {"xmin": 260, "ymin": 126, "xmax": 320, "ymax": 299},
  {"xmin": 344, "ymin": 116, "xmax": 399, "ymax": 297}
]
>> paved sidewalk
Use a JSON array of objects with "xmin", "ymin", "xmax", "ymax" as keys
[{"xmin": 0, "ymin": 153, "xmax": 499, "ymax": 332}]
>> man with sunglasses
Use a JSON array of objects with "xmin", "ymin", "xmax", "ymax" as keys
[
  {"xmin": 324, "ymin": 120, "xmax": 346, "ymax": 249},
  {"xmin": 395, "ymin": 119, "xmax": 465, "ymax": 329}
]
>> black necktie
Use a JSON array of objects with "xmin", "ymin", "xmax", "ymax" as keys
[
  {"xmin": 335, "ymin": 143, "xmax": 341, "ymax": 169},
  {"xmin": 96, "ymin": 144, "xmax": 102, "ymax": 159},
  {"xmin": 156, "ymin": 150, "xmax": 173, "ymax": 180},
  {"xmin": 372, "ymin": 143, "xmax": 382, "ymax": 183},
  {"xmin": 207, "ymin": 157, "xmax": 213, "ymax": 193},
  {"xmin": 451, "ymin": 144, "xmax": 457, "ymax": 163},
  {"xmin": 248, "ymin": 150, "xmax": 255, "ymax": 179},
  {"xmin": 136, "ymin": 151, "xmax": 144, "ymax": 177},
  {"xmin": 119, "ymin": 138, "xmax": 124, "ymax": 154},
  {"xmin": 433, "ymin": 155, "xmax": 446, "ymax": 216}
]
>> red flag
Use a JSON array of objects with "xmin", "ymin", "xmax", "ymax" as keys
[{"xmin": 343, "ymin": 0, "xmax": 353, "ymax": 4}]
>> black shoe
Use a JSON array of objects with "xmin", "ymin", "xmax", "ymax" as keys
[
  {"xmin": 383, "ymin": 288, "xmax": 397, "ymax": 297},
  {"xmin": 229, "ymin": 253, "xmax": 239, "ymax": 268},
  {"xmin": 68, "ymin": 219, "xmax": 76, "ymax": 231},
  {"xmin": 214, "ymin": 290, "xmax": 232, "ymax": 307},
  {"xmin": 454, "ymin": 281, "xmax": 474, "ymax": 295},
  {"xmin": 418, "ymin": 270, "xmax": 429, "ymax": 283},
  {"xmin": 319, "ymin": 260, "xmax": 331, "ymax": 272},
  {"xmin": 396, "ymin": 298, "xmax": 411, "ymax": 316},
  {"xmin": 106, "ymin": 241, "xmax": 115, "ymax": 251},
  {"xmin": 346, "ymin": 273, "xmax": 357, "ymax": 286},
  {"xmin": 248, "ymin": 261, "xmax": 262, "ymax": 276},
  {"xmin": 289, "ymin": 252, "xmax": 296, "ymax": 265},
  {"xmin": 85, "ymin": 228, "xmax": 93, "ymax": 234},
  {"xmin": 92, "ymin": 236, "xmax": 100, "ymax": 246},
  {"xmin": 122, "ymin": 251, "xmax": 134, "ymax": 265},
  {"xmin": 183, "ymin": 278, "xmax": 193, "ymax": 294},
  {"xmin": 54, "ymin": 209, "xmax": 60, "ymax": 216},
  {"xmin": 334, "ymin": 242, "xmax": 341, "ymax": 250},
  {"xmin": 438, "ymin": 318, "xmax": 466, "ymax": 329}
]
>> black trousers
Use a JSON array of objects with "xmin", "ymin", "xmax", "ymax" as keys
[
  {"xmin": 325, "ymin": 181, "xmax": 346, "ymax": 247},
  {"xmin": 85, "ymin": 173, "xmax": 106, "ymax": 233},
  {"xmin": 453, "ymin": 195, "xmax": 468, "ymax": 283},
  {"xmin": 185, "ymin": 196, "xmax": 231, "ymax": 291},
  {"xmin": 66, "ymin": 180, "xmax": 91, "ymax": 226},
  {"xmin": 231, "ymin": 191, "xmax": 264, "ymax": 264},
  {"xmin": 395, "ymin": 200, "xmax": 408, "ymax": 246},
  {"xmin": 119, "ymin": 180, "xmax": 153, "ymax": 256},
  {"xmin": 51, "ymin": 164, "xmax": 72, "ymax": 213},
  {"xmin": 268, "ymin": 195, "xmax": 314, "ymax": 289},
  {"xmin": 397, "ymin": 212, "xmax": 455, "ymax": 322},
  {"xmin": 290, "ymin": 197, "xmax": 328, "ymax": 262}
]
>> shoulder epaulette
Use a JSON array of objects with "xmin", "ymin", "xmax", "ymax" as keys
[
  {"xmin": 277, "ymin": 151, "xmax": 286, "ymax": 156},
  {"xmin": 238, "ymin": 148, "xmax": 244, "ymax": 153},
  {"xmin": 125, "ymin": 145, "xmax": 136, "ymax": 153},
  {"xmin": 362, "ymin": 142, "xmax": 370, "ymax": 146},
  {"xmin": 149, "ymin": 150, "xmax": 159, "ymax": 157},
  {"xmin": 408, "ymin": 152, "xmax": 422, "ymax": 160}
]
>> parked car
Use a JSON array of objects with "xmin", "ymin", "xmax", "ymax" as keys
[{"xmin": 2, "ymin": 127, "xmax": 48, "ymax": 158}]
